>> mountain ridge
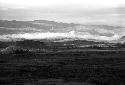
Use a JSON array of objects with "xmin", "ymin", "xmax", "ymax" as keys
[{"xmin": 0, "ymin": 20, "xmax": 124, "ymax": 43}]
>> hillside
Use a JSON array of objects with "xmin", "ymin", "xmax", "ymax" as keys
[{"xmin": 0, "ymin": 39, "xmax": 124, "ymax": 54}]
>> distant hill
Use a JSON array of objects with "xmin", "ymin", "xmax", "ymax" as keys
[
  {"xmin": 0, "ymin": 20, "xmax": 124, "ymax": 43},
  {"xmin": 0, "ymin": 19, "xmax": 122, "ymax": 33},
  {"xmin": 0, "ymin": 20, "xmax": 78, "ymax": 35},
  {"xmin": 0, "ymin": 20, "xmax": 76, "ymax": 30}
]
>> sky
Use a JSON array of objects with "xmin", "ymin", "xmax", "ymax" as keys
[
  {"xmin": 0, "ymin": 0, "xmax": 124, "ymax": 9},
  {"xmin": 0, "ymin": 0, "xmax": 125, "ymax": 25},
  {"xmin": 1, "ymin": 0, "xmax": 125, "ymax": 41}
]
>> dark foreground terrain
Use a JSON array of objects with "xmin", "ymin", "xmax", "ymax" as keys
[
  {"xmin": 0, "ymin": 40, "xmax": 125, "ymax": 85},
  {"xmin": 0, "ymin": 49, "xmax": 125, "ymax": 85}
]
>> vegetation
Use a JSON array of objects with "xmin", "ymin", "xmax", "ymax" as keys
[
  {"xmin": 0, "ymin": 40, "xmax": 125, "ymax": 85},
  {"xmin": 1, "ymin": 48, "xmax": 125, "ymax": 85}
]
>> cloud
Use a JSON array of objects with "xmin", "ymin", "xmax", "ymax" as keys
[
  {"xmin": 0, "ymin": 0, "xmax": 125, "ymax": 9},
  {"xmin": 1, "ymin": 30, "xmax": 120, "ymax": 41}
]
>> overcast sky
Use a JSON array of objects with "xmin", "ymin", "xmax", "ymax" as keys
[
  {"xmin": 0, "ymin": 0, "xmax": 124, "ymax": 9},
  {"xmin": 0, "ymin": 0, "xmax": 125, "ymax": 25}
]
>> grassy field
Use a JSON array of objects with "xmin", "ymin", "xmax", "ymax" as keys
[{"xmin": 0, "ymin": 50, "xmax": 125, "ymax": 85}]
